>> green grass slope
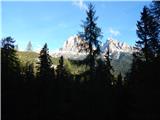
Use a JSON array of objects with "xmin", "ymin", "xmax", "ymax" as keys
[{"xmin": 17, "ymin": 51, "xmax": 132, "ymax": 77}]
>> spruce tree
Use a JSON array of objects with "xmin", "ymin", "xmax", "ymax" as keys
[
  {"xmin": 1, "ymin": 37, "xmax": 21, "ymax": 83},
  {"xmin": 151, "ymin": 1, "xmax": 160, "ymax": 25},
  {"xmin": 37, "ymin": 43, "xmax": 53, "ymax": 81},
  {"xmin": 150, "ymin": 1, "xmax": 160, "ymax": 57},
  {"xmin": 1, "ymin": 37, "xmax": 21, "ymax": 120},
  {"xmin": 104, "ymin": 48, "xmax": 114, "ymax": 87},
  {"xmin": 26, "ymin": 41, "xmax": 33, "ymax": 52},
  {"xmin": 24, "ymin": 62, "xmax": 35, "ymax": 82},
  {"xmin": 136, "ymin": 6, "xmax": 159, "ymax": 62},
  {"xmin": 56, "ymin": 56, "xmax": 67, "ymax": 80},
  {"xmin": 79, "ymin": 3, "xmax": 102, "ymax": 75},
  {"xmin": 117, "ymin": 73, "xmax": 123, "ymax": 87},
  {"xmin": 36, "ymin": 43, "xmax": 54, "ymax": 118},
  {"xmin": 127, "ymin": 5, "xmax": 160, "ymax": 119},
  {"xmin": 95, "ymin": 44, "xmax": 114, "ymax": 87}
]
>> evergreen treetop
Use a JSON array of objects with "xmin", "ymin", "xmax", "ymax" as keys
[
  {"xmin": 79, "ymin": 3, "xmax": 102, "ymax": 74},
  {"xmin": 37, "ymin": 43, "xmax": 53, "ymax": 81}
]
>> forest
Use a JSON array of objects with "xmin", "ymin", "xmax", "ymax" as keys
[{"xmin": 1, "ymin": 1, "xmax": 160, "ymax": 120}]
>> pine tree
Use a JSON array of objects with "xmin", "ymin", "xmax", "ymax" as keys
[
  {"xmin": 1, "ymin": 37, "xmax": 21, "ymax": 120},
  {"xmin": 136, "ymin": 6, "xmax": 159, "ymax": 62},
  {"xmin": 150, "ymin": 1, "xmax": 160, "ymax": 57},
  {"xmin": 151, "ymin": 1, "xmax": 160, "ymax": 25},
  {"xmin": 117, "ymin": 73, "xmax": 123, "ymax": 87},
  {"xmin": 93, "ymin": 46, "xmax": 115, "ymax": 119},
  {"xmin": 79, "ymin": 3, "xmax": 102, "ymax": 75},
  {"xmin": 26, "ymin": 41, "xmax": 33, "ymax": 52},
  {"xmin": 129, "ymin": 5, "xmax": 159, "ymax": 93},
  {"xmin": 56, "ymin": 56, "xmax": 67, "ymax": 80},
  {"xmin": 36, "ymin": 43, "xmax": 54, "ymax": 118},
  {"xmin": 56, "ymin": 56, "xmax": 72, "ymax": 110},
  {"xmin": 37, "ymin": 43, "xmax": 53, "ymax": 81},
  {"xmin": 127, "ymin": 5, "xmax": 160, "ymax": 119},
  {"xmin": 24, "ymin": 62, "xmax": 35, "ymax": 82},
  {"xmin": 104, "ymin": 47, "xmax": 114, "ymax": 87},
  {"xmin": 1, "ymin": 37, "xmax": 21, "ymax": 83}
]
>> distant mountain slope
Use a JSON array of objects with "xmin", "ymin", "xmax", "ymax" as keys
[
  {"xmin": 17, "ymin": 51, "xmax": 59, "ymax": 66},
  {"xmin": 17, "ymin": 51, "xmax": 39, "ymax": 64},
  {"xmin": 52, "ymin": 35, "xmax": 87, "ymax": 60},
  {"xmin": 52, "ymin": 35, "xmax": 135, "ymax": 59},
  {"xmin": 51, "ymin": 35, "xmax": 134, "ymax": 77},
  {"xmin": 102, "ymin": 38, "xmax": 134, "ymax": 54},
  {"xmin": 17, "ymin": 36, "xmax": 134, "ymax": 77},
  {"xmin": 17, "ymin": 51, "xmax": 87, "ymax": 75}
]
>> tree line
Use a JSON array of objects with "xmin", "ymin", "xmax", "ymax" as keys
[{"xmin": 1, "ymin": 1, "xmax": 160, "ymax": 120}]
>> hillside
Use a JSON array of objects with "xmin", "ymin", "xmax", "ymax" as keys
[
  {"xmin": 17, "ymin": 51, "xmax": 39, "ymax": 64},
  {"xmin": 51, "ymin": 35, "xmax": 134, "ymax": 77},
  {"xmin": 17, "ymin": 51, "xmax": 87, "ymax": 75},
  {"xmin": 17, "ymin": 51, "xmax": 132, "ymax": 77}
]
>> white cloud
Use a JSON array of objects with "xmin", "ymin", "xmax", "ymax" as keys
[
  {"xmin": 109, "ymin": 28, "xmax": 120, "ymax": 37},
  {"xmin": 72, "ymin": 0, "xmax": 87, "ymax": 10}
]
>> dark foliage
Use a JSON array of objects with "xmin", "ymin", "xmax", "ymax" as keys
[
  {"xmin": 79, "ymin": 3, "xmax": 102, "ymax": 76},
  {"xmin": 136, "ymin": 6, "xmax": 159, "ymax": 62},
  {"xmin": 1, "ymin": 37, "xmax": 22, "ymax": 120},
  {"xmin": 127, "ymin": 4, "xmax": 160, "ymax": 120},
  {"xmin": 37, "ymin": 43, "xmax": 54, "ymax": 81},
  {"xmin": 1, "ymin": 1, "xmax": 160, "ymax": 120}
]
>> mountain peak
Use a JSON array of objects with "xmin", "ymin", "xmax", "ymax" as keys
[
  {"xmin": 52, "ymin": 35, "xmax": 135, "ymax": 60},
  {"xmin": 102, "ymin": 37, "xmax": 134, "ymax": 54},
  {"xmin": 51, "ymin": 36, "xmax": 134, "ymax": 76},
  {"xmin": 60, "ymin": 35, "xmax": 81, "ymax": 52}
]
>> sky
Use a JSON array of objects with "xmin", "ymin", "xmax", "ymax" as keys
[{"xmin": 1, "ymin": 0, "xmax": 151, "ymax": 52}]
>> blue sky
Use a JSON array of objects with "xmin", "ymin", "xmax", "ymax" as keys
[{"xmin": 1, "ymin": 0, "xmax": 151, "ymax": 52}]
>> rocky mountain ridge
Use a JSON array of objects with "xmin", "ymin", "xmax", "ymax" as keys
[{"xmin": 52, "ymin": 35, "xmax": 135, "ymax": 60}]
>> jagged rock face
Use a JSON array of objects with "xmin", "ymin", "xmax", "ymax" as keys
[
  {"xmin": 52, "ymin": 35, "xmax": 135, "ymax": 60},
  {"xmin": 102, "ymin": 38, "xmax": 134, "ymax": 54},
  {"xmin": 61, "ymin": 35, "xmax": 81, "ymax": 52},
  {"xmin": 52, "ymin": 35, "xmax": 87, "ymax": 60},
  {"xmin": 52, "ymin": 35, "xmax": 135, "ymax": 76},
  {"xmin": 101, "ymin": 38, "xmax": 135, "ymax": 59}
]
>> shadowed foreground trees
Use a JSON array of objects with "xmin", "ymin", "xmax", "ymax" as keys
[
  {"xmin": 37, "ymin": 43, "xmax": 54, "ymax": 81},
  {"xmin": 1, "ymin": 37, "xmax": 124, "ymax": 120},
  {"xmin": 127, "ymin": 4, "xmax": 160, "ymax": 120},
  {"xmin": 1, "ymin": 37, "xmax": 22, "ymax": 120},
  {"xmin": 1, "ymin": 2, "xmax": 160, "ymax": 120},
  {"xmin": 79, "ymin": 3, "xmax": 102, "ymax": 80}
]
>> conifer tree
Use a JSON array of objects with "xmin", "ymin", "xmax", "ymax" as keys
[
  {"xmin": 1, "ymin": 37, "xmax": 21, "ymax": 83},
  {"xmin": 150, "ymin": 1, "xmax": 160, "ymax": 57},
  {"xmin": 56, "ymin": 56, "xmax": 67, "ymax": 80},
  {"xmin": 127, "ymin": 5, "xmax": 160, "ymax": 119},
  {"xmin": 26, "ymin": 41, "xmax": 33, "ymax": 52},
  {"xmin": 129, "ymin": 5, "xmax": 160, "ymax": 91},
  {"xmin": 1, "ymin": 37, "xmax": 21, "ymax": 120},
  {"xmin": 37, "ymin": 43, "xmax": 53, "ymax": 81},
  {"xmin": 136, "ymin": 6, "xmax": 159, "ymax": 62},
  {"xmin": 24, "ymin": 62, "xmax": 35, "ymax": 82},
  {"xmin": 104, "ymin": 48, "xmax": 114, "ymax": 87},
  {"xmin": 151, "ymin": 1, "xmax": 160, "ymax": 25},
  {"xmin": 117, "ymin": 73, "xmax": 123, "ymax": 87},
  {"xmin": 79, "ymin": 3, "xmax": 102, "ymax": 75}
]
